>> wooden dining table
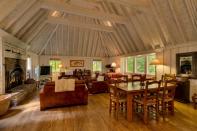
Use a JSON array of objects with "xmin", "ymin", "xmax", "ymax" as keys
[{"xmin": 116, "ymin": 82, "xmax": 173, "ymax": 122}]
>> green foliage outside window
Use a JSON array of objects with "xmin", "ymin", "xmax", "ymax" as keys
[
  {"xmin": 136, "ymin": 56, "xmax": 145, "ymax": 73},
  {"xmin": 93, "ymin": 61, "xmax": 102, "ymax": 72},
  {"xmin": 147, "ymin": 54, "xmax": 156, "ymax": 74},
  {"xmin": 49, "ymin": 60, "xmax": 61, "ymax": 73},
  {"xmin": 127, "ymin": 57, "xmax": 134, "ymax": 73}
]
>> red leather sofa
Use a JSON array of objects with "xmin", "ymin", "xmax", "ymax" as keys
[
  {"xmin": 104, "ymin": 73, "xmax": 128, "ymax": 84},
  {"xmin": 40, "ymin": 81, "xmax": 88, "ymax": 110},
  {"xmin": 88, "ymin": 81, "xmax": 109, "ymax": 94}
]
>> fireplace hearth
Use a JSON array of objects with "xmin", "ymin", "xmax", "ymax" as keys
[{"xmin": 5, "ymin": 58, "xmax": 26, "ymax": 92}]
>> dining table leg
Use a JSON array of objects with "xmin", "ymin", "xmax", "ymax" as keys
[{"xmin": 127, "ymin": 93, "xmax": 133, "ymax": 122}]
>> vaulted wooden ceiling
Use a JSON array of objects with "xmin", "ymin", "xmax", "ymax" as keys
[{"xmin": 0, "ymin": 0, "xmax": 197, "ymax": 57}]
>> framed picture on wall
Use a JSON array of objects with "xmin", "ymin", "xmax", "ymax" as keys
[{"xmin": 70, "ymin": 60, "xmax": 84, "ymax": 67}]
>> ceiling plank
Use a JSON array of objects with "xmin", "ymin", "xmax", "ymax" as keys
[
  {"xmin": 17, "ymin": 9, "xmax": 46, "ymax": 38},
  {"xmin": 91, "ymin": 32, "xmax": 98, "ymax": 57},
  {"xmin": 107, "ymin": 33, "xmax": 121, "ymax": 55},
  {"xmin": 0, "ymin": 28, "xmax": 27, "ymax": 49},
  {"xmin": 98, "ymin": 0, "xmax": 150, "ymax": 7},
  {"xmin": 0, "ymin": 0, "xmax": 24, "ymax": 22},
  {"xmin": 26, "ymin": 21, "xmax": 47, "ymax": 44},
  {"xmin": 4, "ymin": 0, "xmax": 38, "ymax": 30},
  {"xmin": 41, "ymin": 0, "xmax": 128, "ymax": 24},
  {"xmin": 47, "ymin": 16, "xmax": 114, "ymax": 32},
  {"xmin": 167, "ymin": 0, "xmax": 187, "ymax": 43},
  {"xmin": 10, "ymin": 2, "xmax": 40, "ymax": 35},
  {"xmin": 39, "ymin": 24, "xmax": 59, "ymax": 55},
  {"xmin": 99, "ymin": 32, "xmax": 110, "ymax": 57}
]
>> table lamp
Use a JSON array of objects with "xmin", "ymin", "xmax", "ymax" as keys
[{"xmin": 111, "ymin": 62, "xmax": 116, "ymax": 72}]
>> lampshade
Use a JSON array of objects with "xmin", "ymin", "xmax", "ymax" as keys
[
  {"xmin": 150, "ymin": 59, "xmax": 161, "ymax": 65},
  {"xmin": 111, "ymin": 62, "xmax": 117, "ymax": 68}
]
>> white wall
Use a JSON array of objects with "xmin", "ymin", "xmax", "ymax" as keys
[
  {"xmin": 39, "ymin": 55, "xmax": 107, "ymax": 72},
  {"xmin": 26, "ymin": 52, "xmax": 39, "ymax": 79}
]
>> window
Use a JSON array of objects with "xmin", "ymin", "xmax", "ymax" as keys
[
  {"xmin": 49, "ymin": 60, "xmax": 62, "ymax": 73},
  {"xmin": 27, "ymin": 57, "xmax": 32, "ymax": 71},
  {"xmin": 127, "ymin": 57, "xmax": 134, "ymax": 73},
  {"xmin": 120, "ymin": 58, "xmax": 125, "ymax": 73},
  {"xmin": 136, "ymin": 56, "xmax": 145, "ymax": 73},
  {"xmin": 93, "ymin": 60, "xmax": 102, "ymax": 72},
  {"xmin": 147, "ymin": 54, "xmax": 156, "ymax": 74}
]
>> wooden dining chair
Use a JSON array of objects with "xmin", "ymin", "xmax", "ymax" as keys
[
  {"xmin": 161, "ymin": 74, "xmax": 176, "ymax": 82},
  {"xmin": 109, "ymin": 83, "xmax": 127, "ymax": 119},
  {"xmin": 134, "ymin": 80, "xmax": 161, "ymax": 124},
  {"xmin": 159, "ymin": 79, "xmax": 177, "ymax": 119},
  {"xmin": 131, "ymin": 74, "xmax": 146, "ymax": 86}
]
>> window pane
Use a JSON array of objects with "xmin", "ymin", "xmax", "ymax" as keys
[
  {"xmin": 147, "ymin": 54, "xmax": 156, "ymax": 74},
  {"xmin": 49, "ymin": 60, "xmax": 61, "ymax": 73},
  {"xmin": 93, "ymin": 61, "xmax": 102, "ymax": 72},
  {"xmin": 127, "ymin": 57, "xmax": 134, "ymax": 72},
  {"xmin": 136, "ymin": 56, "xmax": 145, "ymax": 73}
]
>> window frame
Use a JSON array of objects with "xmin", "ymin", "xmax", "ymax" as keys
[
  {"xmin": 126, "ymin": 57, "xmax": 134, "ymax": 73},
  {"xmin": 92, "ymin": 60, "xmax": 102, "ymax": 72},
  {"xmin": 121, "ymin": 53, "xmax": 156, "ymax": 75},
  {"xmin": 135, "ymin": 55, "xmax": 146, "ymax": 74},
  {"xmin": 49, "ymin": 59, "xmax": 62, "ymax": 73}
]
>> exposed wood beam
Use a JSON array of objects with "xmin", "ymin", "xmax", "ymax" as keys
[
  {"xmin": 26, "ymin": 21, "xmax": 47, "ymax": 44},
  {"xmin": 70, "ymin": 0, "xmax": 100, "ymax": 10},
  {"xmin": 17, "ymin": 9, "xmax": 46, "ymax": 38},
  {"xmin": 11, "ymin": 2, "xmax": 40, "ymax": 35},
  {"xmin": 5, "ymin": 0, "xmax": 38, "ymax": 30},
  {"xmin": 0, "ymin": 0, "xmax": 23, "ymax": 22},
  {"xmin": 41, "ymin": 0, "xmax": 128, "ymax": 24},
  {"xmin": 167, "ymin": 0, "xmax": 187, "ymax": 43},
  {"xmin": 151, "ymin": 0, "xmax": 175, "ymax": 46},
  {"xmin": 101, "ymin": 32, "xmax": 114, "ymax": 56},
  {"xmin": 0, "ymin": 28, "xmax": 27, "ymax": 49},
  {"xmin": 91, "ymin": 32, "xmax": 99, "ymax": 57},
  {"xmin": 47, "ymin": 17, "xmax": 114, "ymax": 32},
  {"xmin": 184, "ymin": 0, "xmax": 197, "ymax": 34},
  {"xmin": 39, "ymin": 24, "xmax": 59, "ymax": 55},
  {"xmin": 98, "ymin": 32, "xmax": 109, "ymax": 57},
  {"xmin": 97, "ymin": 0, "xmax": 150, "ymax": 7}
]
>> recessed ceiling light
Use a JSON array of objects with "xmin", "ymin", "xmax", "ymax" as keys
[
  {"xmin": 104, "ymin": 21, "xmax": 112, "ymax": 27},
  {"xmin": 51, "ymin": 11, "xmax": 60, "ymax": 17}
]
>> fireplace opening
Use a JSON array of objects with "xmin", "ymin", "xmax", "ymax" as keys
[
  {"xmin": 9, "ymin": 61, "xmax": 24, "ymax": 89},
  {"xmin": 5, "ymin": 58, "xmax": 26, "ymax": 92}
]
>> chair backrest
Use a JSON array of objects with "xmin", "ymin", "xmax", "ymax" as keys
[
  {"xmin": 109, "ymin": 84, "xmax": 118, "ymax": 98},
  {"xmin": 132, "ymin": 74, "xmax": 146, "ymax": 84},
  {"xmin": 161, "ymin": 74, "xmax": 176, "ymax": 82},
  {"xmin": 163, "ymin": 79, "xmax": 177, "ymax": 99},
  {"xmin": 144, "ymin": 80, "xmax": 161, "ymax": 100}
]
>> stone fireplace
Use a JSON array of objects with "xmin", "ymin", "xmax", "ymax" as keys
[{"xmin": 5, "ymin": 58, "xmax": 26, "ymax": 92}]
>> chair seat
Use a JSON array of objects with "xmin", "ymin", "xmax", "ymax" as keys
[
  {"xmin": 158, "ymin": 96, "xmax": 173, "ymax": 102},
  {"xmin": 111, "ymin": 95, "xmax": 127, "ymax": 103},
  {"xmin": 134, "ymin": 97, "xmax": 157, "ymax": 105}
]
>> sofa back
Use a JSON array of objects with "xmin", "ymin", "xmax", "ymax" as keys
[{"xmin": 43, "ymin": 81, "xmax": 87, "ymax": 94}]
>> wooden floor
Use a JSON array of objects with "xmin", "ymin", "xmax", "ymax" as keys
[{"xmin": 0, "ymin": 92, "xmax": 197, "ymax": 131}]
